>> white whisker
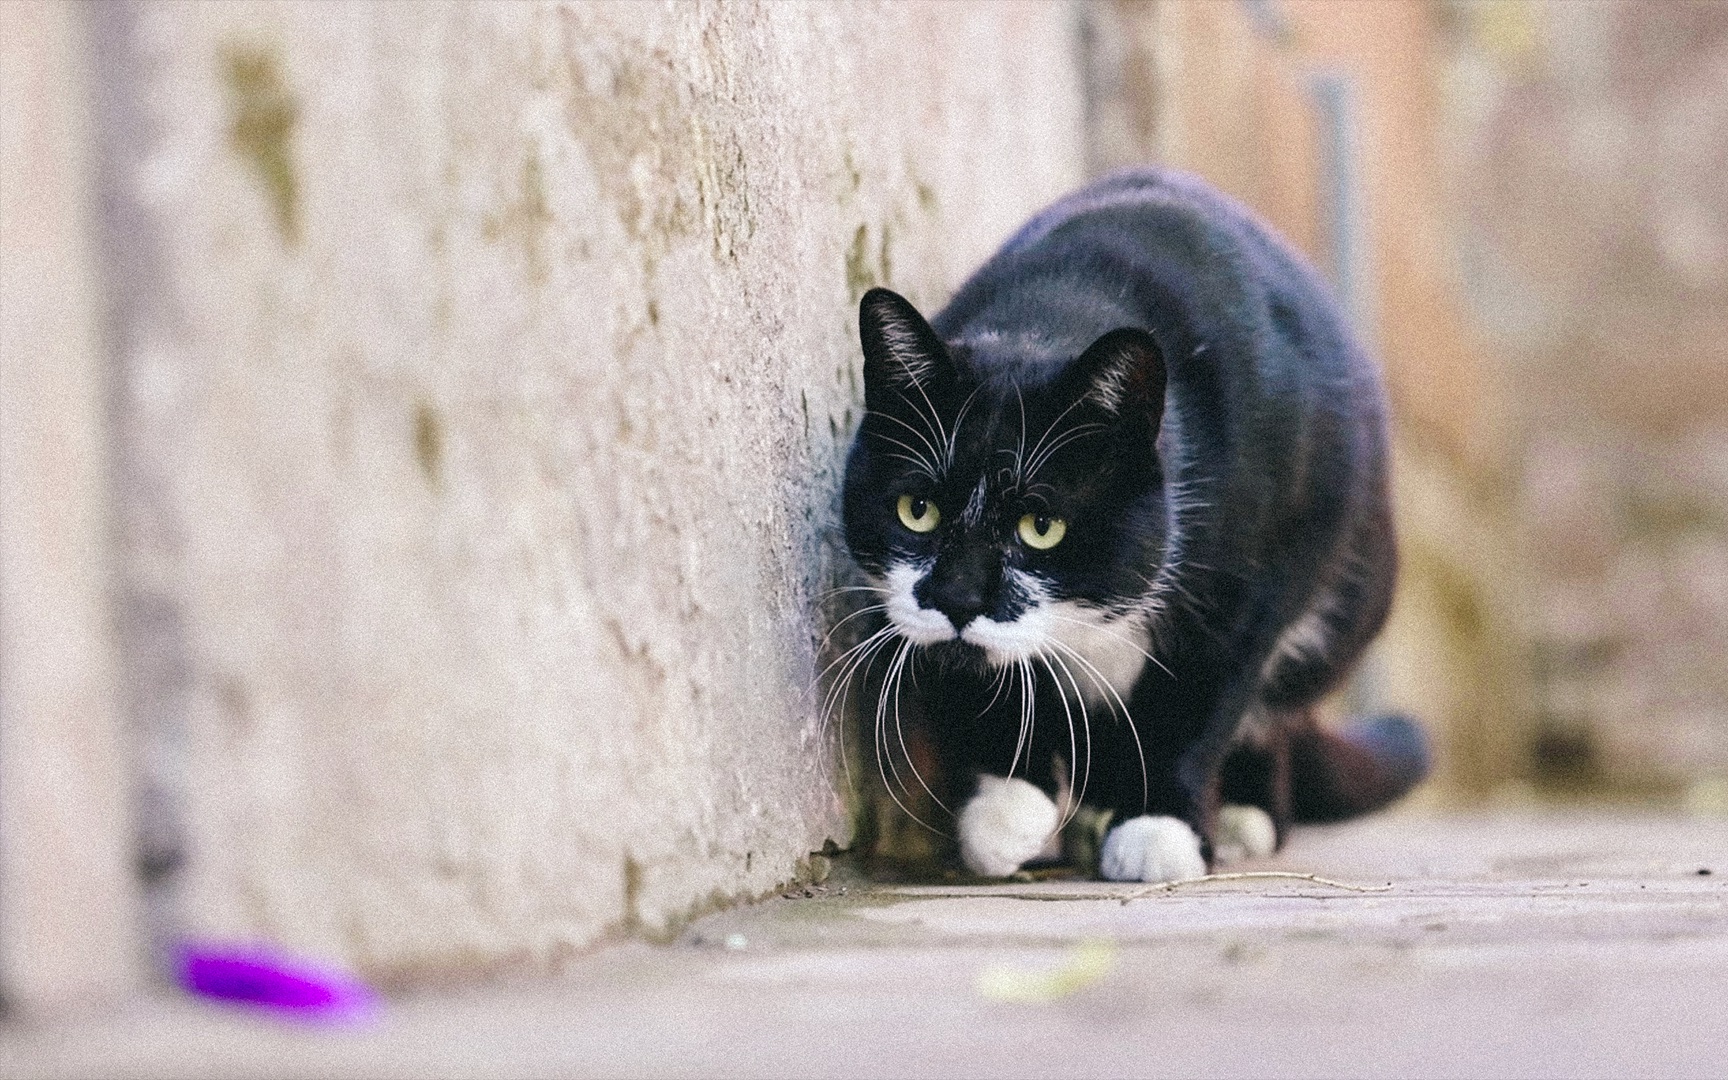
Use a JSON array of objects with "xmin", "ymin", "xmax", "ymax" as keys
[
  {"xmin": 871, "ymin": 412, "xmax": 945, "ymax": 475},
  {"xmin": 1049, "ymin": 637, "xmax": 1149, "ymax": 812},
  {"xmin": 817, "ymin": 603, "xmax": 889, "ymax": 655},
  {"xmin": 1007, "ymin": 658, "xmax": 1032, "ymax": 781},
  {"xmin": 1044, "ymin": 646, "xmax": 1095, "ymax": 832},
  {"xmin": 1045, "ymin": 611, "xmax": 1174, "ymax": 680},
  {"xmin": 1024, "ymin": 422, "xmax": 1109, "ymax": 481},
  {"xmin": 892, "ymin": 648, "xmax": 949, "ymax": 814},
  {"xmin": 866, "ymin": 428, "xmax": 940, "ymax": 478},
  {"xmin": 903, "ymin": 377, "xmax": 952, "ymax": 472},
  {"xmin": 818, "ymin": 625, "xmax": 900, "ymax": 792},
  {"xmin": 874, "ymin": 639, "xmax": 944, "ymax": 836},
  {"xmin": 946, "ymin": 383, "xmax": 985, "ymax": 468},
  {"xmin": 1038, "ymin": 653, "xmax": 1082, "ymax": 836}
]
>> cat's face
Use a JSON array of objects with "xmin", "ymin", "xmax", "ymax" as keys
[{"xmin": 842, "ymin": 288, "xmax": 1170, "ymax": 675}]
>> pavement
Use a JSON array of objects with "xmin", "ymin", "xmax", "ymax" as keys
[{"xmin": 3, "ymin": 811, "xmax": 1725, "ymax": 1079}]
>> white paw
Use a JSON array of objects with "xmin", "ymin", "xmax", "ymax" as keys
[
  {"xmin": 1099, "ymin": 815, "xmax": 1206, "ymax": 883},
  {"xmin": 1213, "ymin": 804, "xmax": 1277, "ymax": 865},
  {"xmin": 957, "ymin": 775, "xmax": 1060, "ymax": 877}
]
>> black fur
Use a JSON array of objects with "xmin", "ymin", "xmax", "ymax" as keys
[{"xmin": 841, "ymin": 168, "xmax": 1428, "ymax": 867}]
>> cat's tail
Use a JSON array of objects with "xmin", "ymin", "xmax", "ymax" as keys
[{"xmin": 1288, "ymin": 713, "xmax": 1431, "ymax": 823}]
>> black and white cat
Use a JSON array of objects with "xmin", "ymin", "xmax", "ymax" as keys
[{"xmin": 839, "ymin": 168, "xmax": 1429, "ymax": 882}]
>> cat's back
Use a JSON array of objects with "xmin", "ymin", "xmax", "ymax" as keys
[{"xmin": 932, "ymin": 167, "xmax": 1365, "ymax": 403}]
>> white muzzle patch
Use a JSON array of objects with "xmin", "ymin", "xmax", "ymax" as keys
[
  {"xmin": 883, "ymin": 562, "xmax": 957, "ymax": 645},
  {"xmin": 881, "ymin": 565, "xmax": 1152, "ymax": 704}
]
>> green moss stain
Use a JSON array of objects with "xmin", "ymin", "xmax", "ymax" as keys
[
  {"xmin": 562, "ymin": 39, "xmax": 754, "ymax": 276},
  {"xmin": 843, "ymin": 145, "xmax": 863, "ymax": 195},
  {"xmin": 845, "ymin": 219, "xmax": 897, "ymax": 304},
  {"xmin": 221, "ymin": 45, "xmax": 300, "ymax": 246},
  {"xmin": 413, "ymin": 401, "xmax": 443, "ymax": 487},
  {"xmin": 845, "ymin": 224, "xmax": 875, "ymax": 302},
  {"xmin": 692, "ymin": 117, "xmax": 755, "ymax": 262},
  {"xmin": 622, "ymin": 855, "xmax": 645, "ymax": 932},
  {"xmin": 482, "ymin": 148, "xmax": 554, "ymax": 284}
]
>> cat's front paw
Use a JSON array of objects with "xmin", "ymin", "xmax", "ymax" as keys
[
  {"xmin": 1213, "ymin": 804, "xmax": 1277, "ymax": 865},
  {"xmin": 957, "ymin": 775, "xmax": 1059, "ymax": 877},
  {"xmin": 1099, "ymin": 815, "xmax": 1206, "ymax": 882}
]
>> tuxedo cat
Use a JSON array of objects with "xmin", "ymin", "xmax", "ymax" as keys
[{"xmin": 839, "ymin": 168, "xmax": 1428, "ymax": 881}]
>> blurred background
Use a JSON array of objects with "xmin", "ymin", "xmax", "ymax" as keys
[{"xmin": 2, "ymin": 0, "xmax": 1725, "ymax": 1010}]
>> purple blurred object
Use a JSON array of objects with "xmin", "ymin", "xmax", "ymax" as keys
[{"xmin": 177, "ymin": 943, "xmax": 380, "ymax": 1021}]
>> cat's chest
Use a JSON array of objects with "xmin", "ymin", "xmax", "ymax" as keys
[{"xmin": 1042, "ymin": 602, "xmax": 1152, "ymax": 706}]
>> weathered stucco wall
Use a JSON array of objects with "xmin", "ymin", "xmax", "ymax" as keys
[
  {"xmin": 0, "ymin": 1, "xmax": 142, "ymax": 1007},
  {"xmin": 93, "ymin": 1, "xmax": 1083, "ymax": 975}
]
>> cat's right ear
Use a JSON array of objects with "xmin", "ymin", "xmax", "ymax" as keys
[
  {"xmin": 859, "ymin": 287, "xmax": 950, "ymax": 410},
  {"xmin": 1065, "ymin": 326, "xmax": 1167, "ymax": 434}
]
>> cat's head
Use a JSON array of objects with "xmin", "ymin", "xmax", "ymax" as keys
[{"xmin": 842, "ymin": 287, "xmax": 1171, "ymax": 673}]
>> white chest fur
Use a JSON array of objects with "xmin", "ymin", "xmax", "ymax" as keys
[{"xmin": 1043, "ymin": 601, "xmax": 1152, "ymax": 706}]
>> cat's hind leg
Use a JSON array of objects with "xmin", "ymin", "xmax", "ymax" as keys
[
  {"xmin": 1217, "ymin": 722, "xmax": 1294, "ymax": 862},
  {"xmin": 1213, "ymin": 804, "xmax": 1278, "ymax": 865},
  {"xmin": 957, "ymin": 775, "xmax": 1059, "ymax": 877}
]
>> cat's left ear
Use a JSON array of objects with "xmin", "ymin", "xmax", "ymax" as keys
[{"xmin": 1064, "ymin": 327, "xmax": 1167, "ymax": 432}]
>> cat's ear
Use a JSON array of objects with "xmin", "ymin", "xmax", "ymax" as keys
[
  {"xmin": 859, "ymin": 287, "xmax": 951, "ymax": 408},
  {"xmin": 1065, "ymin": 327, "xmax": 1166, "ymax": 431}
]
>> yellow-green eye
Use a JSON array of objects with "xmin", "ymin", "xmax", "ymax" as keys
[
  {"xmin": 897, "ymin": 494, "xmax": 941, "ymax": 533},
  {"xmin": 1017, "ymin": 513, "xmax": 1067, "ymax": 550}
]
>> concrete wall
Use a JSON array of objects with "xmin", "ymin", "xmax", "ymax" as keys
[
  {"xmin": 69, "ymin": 0, "xmax": 1084, "ymax": 981},
  {"xmin": 0, "ymin": 1, "xmax": 143, "ymax": 1007}
]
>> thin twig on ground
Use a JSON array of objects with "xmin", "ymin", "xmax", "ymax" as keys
[
  {"xmin": 1119, "ymin": 871, "xmax": 1393, "ymax": 902},
  {"xmin": 869, "ymin": 871, "xmax": 1394, "ymax": 904}
]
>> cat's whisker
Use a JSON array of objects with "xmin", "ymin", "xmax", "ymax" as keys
[
  {"xmin": 818, "ymin": 625, "xmax": 902, "ymax": 792},
  {"xmin": 875, "ymin": 641, "xmax": 910, "ymax": 799},
  {"xmin": 901, "ymin": 377, "xmax": 952, "ymax": 472},
  {"xmin": 1020, "ymin": 658, "xmax": 1039, "ymax": 793},
  {"xmin": 978, "ymin": 661, "xmax": 1013, "ymax": 717},
  {"xmin": 1038, "ymin": 652, "xmax": 1083, "ymax": 838},
  {"xmin": 817, "ymin": 625, "xmax": 897, "ymax": 757},
  {"xmin": 1023, "ymin": 382, "xmax": 1108, "ymax": 478},
  {"xmin": 1023, "ymin": 422, "xmax": 1108, "ymax": 482},
  {"xmin": 816, "ymin": 603, "xmax": 889, "ymax": 655},
  {"xmin": 816, "ymin": 622, "xmax": 896, "ymax": 688},
  {"xmin": 1044, "ymin": 611, "xmax": 1176, "ymax": 680},
  {"xmin": 817, "ymin": 583, "xmax": 887, "ymax": 601},
  {"xmin": 881, "ymin": 452, "xmax": 940, "ymax": 477},
  {"xmin": 1048, "ymin": 637, "xmax": 1149, "ymax": 812},
  {"xmin": 1022, "ymin": 391, "xmax": 1088, "ymax": 473},
  {"xmin": 872, "ymin": 639, "xmax": 945, "ymax": 837},
  {"xmin": 1045, "ymin": 645, "xmax": 1095, "ymax": 831},
  {"xmin": 1043, "ymin": 642, "xmax": 1085, "ymax": 829},
  {"xmin": 813, "ymin": 622, "xmax": 888, "ymax": 783},
  {"xmin": 946, "ymin": 383, "xmax": 985, "ymax": 469},
  {"xmin": 870, "ymin": 413, "xmax": 945, "ymax": 476},
  {"xmin": 1006, "ymin": 657, "xmax": 1032, "ymax": 781},
  {"xmin": 866, "ymin": 428, "xmax": 940, "ymax": 479},
  {"xmin": 891, "ymin": 646, "xmax": 949, "ymax": 815}
]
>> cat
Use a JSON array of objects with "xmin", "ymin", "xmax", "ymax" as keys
[{"xmin": 838, "ymin": 167, "xmax": 1429, "ymax": 881}]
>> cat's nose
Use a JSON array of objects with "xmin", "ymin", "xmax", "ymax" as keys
[{"xmin": 925, "ymin": 578, "xmax": 987, "ymax": 631}]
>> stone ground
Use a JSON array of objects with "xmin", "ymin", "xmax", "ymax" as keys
[{"xmin": 3, "ymin": 811, "xmax": 1725, "ymax": 1079}]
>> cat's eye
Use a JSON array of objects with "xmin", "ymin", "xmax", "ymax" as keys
[
  {"xmin": 1017, "ymin": 513, "xmax": 1067, "ymax": 550},
  {"xmin": 896, "ymin": 494, "xmax": 941, "ymax": 533}
]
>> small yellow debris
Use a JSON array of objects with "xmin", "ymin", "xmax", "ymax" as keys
[
  {"xmin": 1684, "ymin": 777, "xmax": 1728, "ymax": 818},
  {"xmin": 975, "ymin": 938, "xmax": 1116, "ymax": 1003}
]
